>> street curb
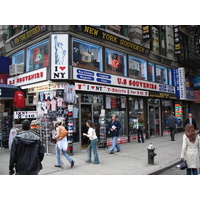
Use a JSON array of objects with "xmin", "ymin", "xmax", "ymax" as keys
[{"xmin": 148, "ymin": 160, "xmax": 181, "ymax": 175}]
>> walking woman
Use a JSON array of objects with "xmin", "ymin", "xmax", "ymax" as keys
[
  {"xmin": 54, "ymin": 120, "xmax": 75, "ymax": 168},
  {"xmin": 83, "ymin": 120, "xmax": 100, "ymax": 164},
  {"xmin": 181, "ymin": 124, "xmax": 200, "ymax": 175}
]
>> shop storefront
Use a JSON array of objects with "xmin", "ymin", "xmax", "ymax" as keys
[{"xmin": 6, "ymin": 28, "xmax": 177, "ymax": 152}]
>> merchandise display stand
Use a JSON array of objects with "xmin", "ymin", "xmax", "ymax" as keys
[
  {"xmin": 67, "ymin": 105, "xmax": 74, "ymax": 156},
  {"xmin": 98, "ymin": 110, "xmax": 108, "ymax": 149}
]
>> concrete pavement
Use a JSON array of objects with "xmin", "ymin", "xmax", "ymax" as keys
[{"xmin": 0, "ymin": 132, "xmax": 184, "ymax": 175}]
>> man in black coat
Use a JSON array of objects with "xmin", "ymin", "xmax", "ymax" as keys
[
  {"xmin": 9, "ymin": 119, "xmax": 44, "ymax": 175},
  {"xmin": 184, "ymin": 113, "xmax": 197, "ymax": 130}
]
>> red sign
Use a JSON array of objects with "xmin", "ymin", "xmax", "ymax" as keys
[{"xmin": 0, "ymin": 74, "xmax": 9, "ymax": 84}]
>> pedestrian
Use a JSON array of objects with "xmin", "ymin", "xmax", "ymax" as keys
[
  {"xmin": 181, "ymin": 124, "xmax": 200, "ymax": 175},
  {"xmin": 9, "ymin": 119, "xmax": 44, "ymax": 175},
  {"xmin": 54, "ymin": 120, "xmax": 75, "ymax": 168},
  {"xmin": 108, "ymin": 114, "xmax": 121, "ymax": 154},
  {"xmin": 83, "ymin": 120, "xmax": 100, "ymax": 164},
  {"xmin": 166, "ymin": 112, "xmax": 179, "ymax": 141},
  {"xmin": 184, "ymin": 113, "xmax": 197, "ymax": 130},
  {"xmin": 137, "ymin": 114, "xmax": 145, "ymax": 143}
]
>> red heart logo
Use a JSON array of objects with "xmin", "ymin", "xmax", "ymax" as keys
[
  {"xmin": 59, "ymin": 67, "xmax": 66, "ymax": 71},
  {"xmin": 91, "ymin": 86, "xmax": 95, "ymax": 89}
]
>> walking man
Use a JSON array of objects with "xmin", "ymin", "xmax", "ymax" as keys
[
  {"xmin": 108, "ymin": 114, "xmax": 121, "ymax": 154},
  {"xmin": 166, "ymin": 112, "xmax": 179, "ymax": 141},
  {"xmin": 9, "ymin": 119, "xmax": 44, "ymax": 175},
  {"xmin": 184, "ymin": 113, "xmax": 197, "ymax": 130}
]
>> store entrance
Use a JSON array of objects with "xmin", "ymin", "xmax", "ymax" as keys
[
  {"xmin": 81, "ymin": 103, "xmax": 102, "ymax": 149},
  {"xmin": 148, "ymin": 99, "xmax": 161, "ymax": 137}
]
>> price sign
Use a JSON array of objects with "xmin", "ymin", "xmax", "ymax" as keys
[{"xmin": 14, "ymin": 111, "xmax": 38, "ymax": 119}]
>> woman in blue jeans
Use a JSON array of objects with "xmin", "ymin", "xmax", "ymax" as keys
[
  {"xmin": 54, "ymin": 121, "xmax": 75, "ymax": 168},
  {"xmin": 83, "ymin": 120, "xmax": 100, "ymax": 164}
]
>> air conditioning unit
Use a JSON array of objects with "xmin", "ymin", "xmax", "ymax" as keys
[{"xmin": 9, "ymin": 64, "xmax": 24, "ymax": 76}]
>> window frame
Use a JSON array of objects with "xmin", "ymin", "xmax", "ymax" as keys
[
  {"xmin": 26, "ymin": 39, "xmax": 49, "ymax": 72},
  {"xmin": 105, "ymin": 48, "xmax": 127, "ymax": 77},
  {"xmin": 12, "ymin": 50, "xmax": 24, "ymax": 64},
  {"xmin": 72, "ymin": 38, "xmax": 103, "ymax": 72},
  {"xmin": 155, "ymin": 65, "xmax": 168, "ymax": 84}
]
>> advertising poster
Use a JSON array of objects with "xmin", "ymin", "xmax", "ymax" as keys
[{"xmin": 51, "ymin": 34, "xmax": 68, "ymax": 80}]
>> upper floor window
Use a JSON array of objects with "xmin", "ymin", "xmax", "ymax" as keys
[
  {"xmin": 156, "ymin": 65, "xmax": 167, "ymax": 84},
  {"xmin": 147, "ymin": 62, "xmax": 155, "ymax": 82},
  {"xmin": 129, "ymin": 56, "xmax": 147, "ymax": 80},
  {"xmin": 72, "ymin": 38, "xmax": 102, "ymax": 71},
  {"xmin": 26, "ymin": 40, "xmax": 49, "ymax": 72},
  {"xmin": 12, "ymin": 50, "xmax": 24, "ymax": 64},
  {"xmin": 151, "ymin": 26, "xmax": 166, "ymax": 56},
  {"xmin": 104, "ymin": 25, "xmax": 128, "ymax": 37},
  {"xmin": 168, "ymin": 68, "xmax": 172, "ymax": 85},
  {"xmin": 8, "ymin": 25, "xmax": 35, "ymax": 38},
  {"xmin": 106, "ymin": 49, "xmax": 127, "ymax": 76}
]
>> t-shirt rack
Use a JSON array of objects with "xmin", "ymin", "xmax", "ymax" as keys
[{"xmin": 98, "ymin": 111, "xmax": 107, "ymax": 149}]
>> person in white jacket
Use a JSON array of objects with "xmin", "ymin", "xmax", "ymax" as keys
[
  {"xmin": 83, "ymin": 120, "xmax": 100, "ymax": 164},
  {"xmin": 181, "ymin": 124, "xmax": 200, "ymax": 175}
]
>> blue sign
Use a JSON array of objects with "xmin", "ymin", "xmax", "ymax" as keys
[
  {"xmin": 77, "ymin": 75, "xmax": 94, "ymax": 81},
  {"xmin": 96, "ymin": 78, "xmax": 111, "ymax": 84},
  {"xmin": 76, "ymin": 69, "xmax": 94, "ymax": 76},
  {"xmin": 96, "ymin": 73, "xmax": 111, "ymax": 79}
]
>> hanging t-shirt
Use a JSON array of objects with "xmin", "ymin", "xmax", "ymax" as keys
[
  {"xmin": 57, "ymin": 97, "xmax": 64, "ymax": 107},
  {"xmin": 93, "ymin": 95, "xmax": 98, "ymax": 103},
  {"xmin": 51, "ymin": 99, "xmax": 57, "ymax": 111},
  {"xmin": 111, "ymin": 97, "xmax": 116, "ymax": 108},
  {"xmin": 139, "ymin": 99, "xmax": 143, "ymax": 109},
  {"xmin": 116, "ymin": 97, "xmax": 121, "ymax": 108},
  {"xmin": 14, "ymin": 90, "xmax": 25, "ymax": 108},
  {"xmin": 121, "ymin": 98, "xmax": 126, "ymax": 108},
  {"xmin": 73, "ymin": 107, "xmax": 79, "ymax": 118},
  {"xmin": 134, "ymin": 100, "xmax": 139, "ymax": 110},
  {"xmin": 106, "ymin": 96, "xmax": 111, "ymax": 109},
  {"xmin": 46, "ymin": 100, "xmax": 51, "ymax": 110},
  {"xmin": 64, "ymin": 84, "xmax": 76, "ymax": 104}
]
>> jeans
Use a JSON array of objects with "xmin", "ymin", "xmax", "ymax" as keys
[
  {"xmin": 186, "ymin": 168, "xmax": 198, "ymax": 175},
  {"xmin": 110, "ymin": 136, "xmax": 121, "ymax": 153},
  {"xmin": 55, "ymin": 143, "xmax": 73, "ymax": 166},
  {"xmin": 87, "ymin": 138, "xmax": 100, "ymax": 164},
  {"xmin": 137, "ymin": 127, "xmax": 144, "ymax": 143},
  {"xmin": 169, "ymin": 126, "xmax": 176, "ymax": 141}
]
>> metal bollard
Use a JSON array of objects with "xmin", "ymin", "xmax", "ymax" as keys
[{"xmin": 147, "ymin": 143, "xmax": 157, "ymax": 164}]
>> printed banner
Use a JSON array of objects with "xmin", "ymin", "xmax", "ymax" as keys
[{"xmin": 51, "ymin": 34, "xmax": 69, "ymax": 80}]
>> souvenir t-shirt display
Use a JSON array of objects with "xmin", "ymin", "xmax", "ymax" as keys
[{"xmin": 14, "ymin": 90, "xmax": 25, "ymax": 108}]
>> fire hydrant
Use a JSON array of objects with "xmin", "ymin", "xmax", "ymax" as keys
[{"xmin": 147, "ymin": 143, "xmax": 157, "ymax": 164}]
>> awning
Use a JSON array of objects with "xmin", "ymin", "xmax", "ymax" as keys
[{"xmin": 0, "ymin": 84, "xmax": 19, "ymax": 99}]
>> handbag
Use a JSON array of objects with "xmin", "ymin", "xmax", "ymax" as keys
[{"xmin": 180, "ymin": 160, "xmax": 187, "ymax": 170}]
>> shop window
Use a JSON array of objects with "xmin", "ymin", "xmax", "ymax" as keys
[
  {"xmin": 26, "ymin": 40, "xmax": 49, "ymax": 72},
  {"xmin": 129, "ymin": 56, "xmax": 147, "ymax": 80},
  {"xmin": 12, "ymin": 50, "xmax": 24, "ymax": 64},
  {"xmin": 106, "ymin": 49, "xmax": 127, "ymax": 76},
  {"xmin": 151, "ymin": 26, "xmax": 166, "ymax": 56},
  {"xmin": 168, "ymin": 69, "xmax": 172, "ymax": 85},
  {"xmin": 105, "ymin": 95, "xmax": 126, "ymax": 136},
  {"xmin": 155, "ymin": 65, "xmax": 167, "ymax": 84},
  {"xmin": 147, "ymin": 62, "xmax": 155, "ymax": 82},
  {"xmin": 129, "ymin": 97, "xmax": 145, "ymax": 141},
  {"xmin": 72, "ymin": 38, "xmax": 102, "ymax": 71}
]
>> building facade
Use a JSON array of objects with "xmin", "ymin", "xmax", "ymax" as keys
[{"xmin": 0, "ymin": 25, "xmax": 199, "ymax": 151}]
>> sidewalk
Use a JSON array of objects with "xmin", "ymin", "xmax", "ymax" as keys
[{"xmin": 0, "ymin": 132, "xmax": 184, "ymax": 175}]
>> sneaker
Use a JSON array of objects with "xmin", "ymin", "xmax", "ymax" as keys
[
  {"xmin": 109, "ymin": 152, "xmax": 114, "ymax": 154},
  {"xmin": 54, "ymin": 165, "xmax": 61, "ymax": 167},
  {"xmin": 85, "ymin": 160, "xmax": 91, "ymax": 163},
  {"xmin": 71, "ymin": 160, "xmax": 75, "ymax": 168},
  {"xmin": 116, "ymin": 150, "xmax": 120, "ymax": 152}
]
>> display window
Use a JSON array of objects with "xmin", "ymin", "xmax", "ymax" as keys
[
  {"xmin": 129, "ymin": 97, "xmax": 145, "ymax": 141},
  {"xmin": 105, "ymin": 95, "xmax": 126, "ymax": 136},
  {"xmin": 72, "ymin": 38, "xmax": 102, "ymax": 71},
  {"xmin": 147, "ymin": 62, "xmax": 155, "ymax": 82},
  {"xmin": 129, "ymin": 56, "xmax": 147, "ymax": 80},
  {"xmin": 12, "ymin": 50, "xmax": 24, "ymax": 64},
  {"xmin": 26, "ymin": 40, "xmax": 49, "ymax": 72},
  {"xmin": 168, "ymin": 69, "xmax": 172, "ymax": 85},
  {"xmin": 155, "ymin": 65, "xmax": 167, "ymax": 84},
  {"xmin": 106, "ymin": 49, "xmax": 127, "ymax": 76}
]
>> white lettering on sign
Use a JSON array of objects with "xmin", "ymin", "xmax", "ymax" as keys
[
  {"xmin": 7, "ymin": 68, "xmax": 47, "ymax": 86},
  {"xmin": 14, "ymin": 111, "xmax": 38, "ymax": 119}
]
